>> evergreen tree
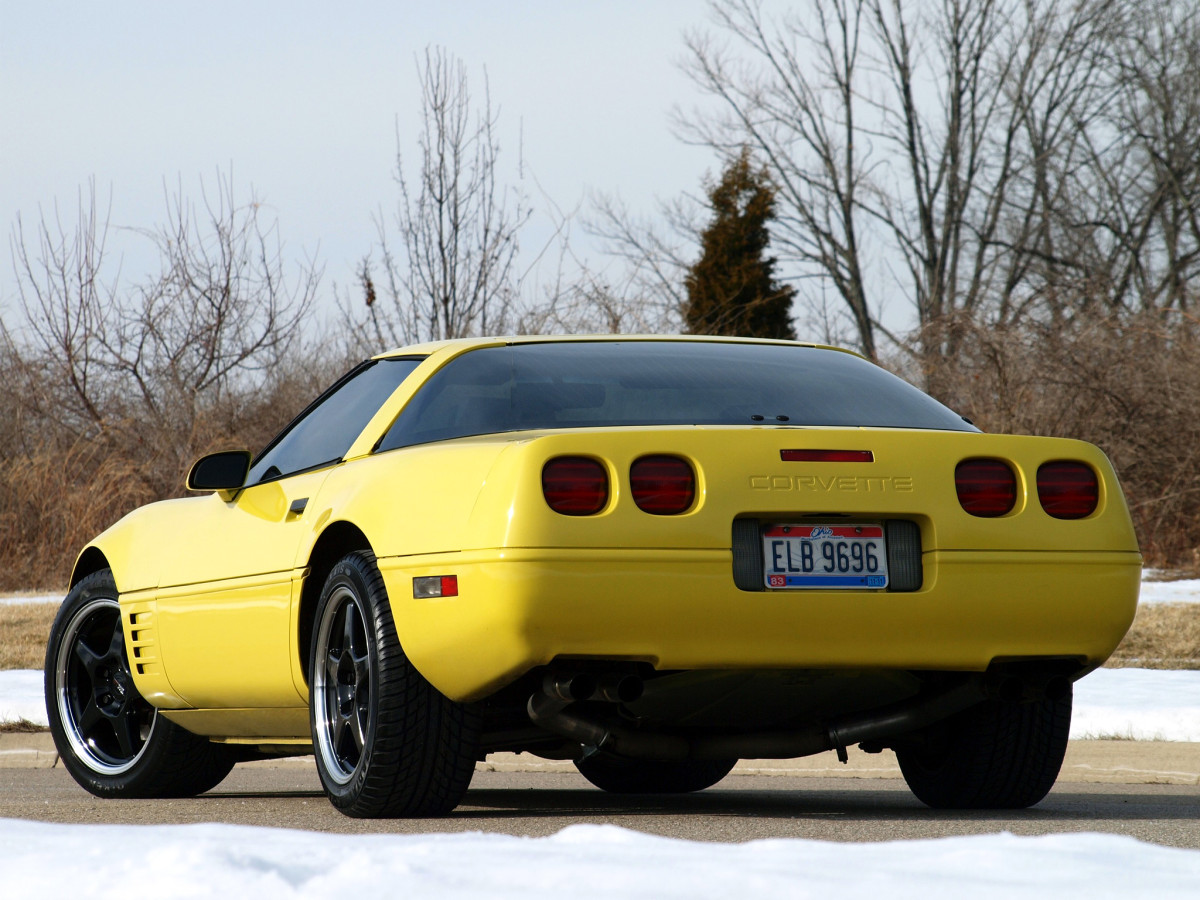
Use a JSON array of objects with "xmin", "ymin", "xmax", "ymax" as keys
[{"xmin": 684, "ymin": 150, "xmax": 796, "ymax": 339}]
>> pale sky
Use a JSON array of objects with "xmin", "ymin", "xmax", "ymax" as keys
[{"xmin": 1, "ymin": 1, "xmax": 717, "ymax": 323}]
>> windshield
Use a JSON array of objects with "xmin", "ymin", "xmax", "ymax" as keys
[{"xmin": 377, "ymin": 341, "xmax": 976, "ymax": 451}]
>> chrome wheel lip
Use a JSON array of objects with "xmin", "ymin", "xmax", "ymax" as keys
[
  {"xmin": 313, "ymin": 584, "xmax": 373, "ymax": 786},
  {"xmin": 54, "ymin": 595, "xmax": 157, "ymax": 776}
]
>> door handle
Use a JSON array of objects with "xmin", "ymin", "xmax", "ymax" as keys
[{"xmin": 288, "ymin": 498, "xmax": 308, "ymax": 516}]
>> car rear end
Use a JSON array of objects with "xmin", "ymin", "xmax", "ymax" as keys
[{"xmin": 388, "ymin": 425, "xmax": 1140, "ymax": 701}]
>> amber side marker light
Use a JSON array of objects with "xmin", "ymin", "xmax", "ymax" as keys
[
  {"xmin": 413, "ymin": 575, "xmax": 458, "ymax": 598},
  {"xmin": 542, "ymin": 456, "xmax": 609, "ymax": 515},
  {"xmin": 781, "ymin": 449, "xmax": 874, "ymax": 462},
  {"xmin": 955, "ymin": 458, "xmax": 1017, "ymax": 517},
  {"xmin": 631, "ymin": 455, "xmax": 696, "ymax": 514},
  {"xmin": 1037, "ymin": 461, "xmax": 1099, "ymax": 519}
]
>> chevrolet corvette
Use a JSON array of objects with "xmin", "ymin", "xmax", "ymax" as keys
[{"xmin": 44, "ymin": 336, "xmax": 1141, "ymax": 816}]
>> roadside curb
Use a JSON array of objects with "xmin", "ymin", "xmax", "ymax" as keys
[
  {"xmin": 0, "ymin": 732, "xmax": 58, "ymax": 769},
  {"xmin": 478, "ymin": 740, "xmax": 1200, "ymax": 786}
]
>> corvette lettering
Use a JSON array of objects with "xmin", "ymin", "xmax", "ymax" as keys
[{"xmin": 749, "ymin": 474, "xmax": 914, "ymax": 492}]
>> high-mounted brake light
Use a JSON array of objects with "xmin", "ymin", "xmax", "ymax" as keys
[
  {"xmin": 955, "ymin": 458, "xmax": 1017, "ymax": 517},
  {"xmin": 1037, "ymin": 461, "xmax": 1098, "ymax": 519},
  {"xmin": 542, "ymin": 456, "xmax": 609, "ymax": 515},
  {"xmin": 781, "ymin": 449, "xmax": 874, "ymax": 463},
  {"xmin": 630, "ymin": 455, "xmax": 696, "ymax": 515}
]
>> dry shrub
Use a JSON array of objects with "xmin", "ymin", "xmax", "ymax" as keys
[
  {"xmin": 1107, "ymin": 603, "xmax": 1200, "ymax": 670},
  {"xmin": 0, "ymin": 446, "xmax": 156, "ymax": 591},
  {"xmin": 0, "ymin": 350, "xmax": 349, "ymax": 591},
  {"xmin": 0, "ymin": 601, "xmax": 58, "ymax": 669},
  {"xmin": 907, "ymin": 314, "xmax": 1200, "ymax": 568}
]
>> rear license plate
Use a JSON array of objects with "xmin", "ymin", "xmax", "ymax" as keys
[{"xmin": 762, "ymin": 524, "xmax": 888, "ymax": 589}]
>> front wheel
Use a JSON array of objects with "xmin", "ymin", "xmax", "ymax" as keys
[
  {"xmin": 575, "ymin": 753, "xmax": 737, "ymax": 794},
  {"xmin": 895, "ymin": 690, "xmax": 1072, "ymax": 809},
  {"xmin": 44, "ymin": 569, "xmax": 235, "ymax": 798},
  {"xmin": 309, "ymin": 551, "xmax": 480, "ymax": 817}
]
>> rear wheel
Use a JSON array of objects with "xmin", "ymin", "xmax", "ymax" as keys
[
  {"xmin": 575, "ymin": 753, "xmax": 737, "ymax": 794},
  {"xmin": 310, "ymin": 551, "xmax": 480, "ymax": 817},
  {"xmin": 45, "ymin": 569, "xmax": 235, "ymax": 798},
  {"xmin": 895, "ymin": 689, "xmax": 1072, "ymax": 809}
]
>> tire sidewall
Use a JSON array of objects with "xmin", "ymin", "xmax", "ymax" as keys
[
  {"xmin": 575, "ymin": 753, "xmax": 738, "ymax": 794},
  {"xmin": 44, "ymin": 570, "xmax": 164, "ymax": 796},
  {"xmin": 897, "ymin": 691, "xmax": 1073, "ymax": 809},
  {"xmin": 309, "ymin": 554, "xmax": 383, "ymax": 808}
]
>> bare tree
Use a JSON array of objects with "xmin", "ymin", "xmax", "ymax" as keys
[
  {"xmin": 357, "ymin": 48, "xmax": 530, "ymax": 349},
  {"xmin": 6, "ymin": 182, "xmax": 118, "ymax": 439},
  {"xmin": 579, "ymin": 192, "xmax": 696, "ymax": 332},
  {"xmin": 674, "ymin": 0, "xmax": 1135, "ymax": 360},
  {"xmin": 5, "ymin": 173, "xmax": 321, "ymax": 484},
  {"xmin": 1052, "ymin": 1, "xmax": 1200, "ymax": 318},
  {"xmin": 678, "ymin": 0, "xmax": 878, "ymax": 354},
  {"xmin": 123, "ymin": 173, "xmax": 319, "ymax": 445}
]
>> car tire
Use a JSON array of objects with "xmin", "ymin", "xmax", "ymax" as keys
[
  {"xmin": 895, "ymin": 689, "xmax": 1072, "ymax": 809},
  {"xmin": 309, "ymin": 550, "xmax": 480, "ymax": 817},
  {"xmin": 44, "ymin": 569, "xmax": 235, "ymax": 798},
  {"xmin": 575, "ymin": 753, "xmax": 737, "ymax": 794}
]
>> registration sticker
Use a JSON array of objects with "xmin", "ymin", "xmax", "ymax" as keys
[{"xmin": 763, "ymin": 524, "xmax": 888, "ymax": 589}]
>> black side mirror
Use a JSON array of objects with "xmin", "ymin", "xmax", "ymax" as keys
[{"xmin": 187, "ymin": 450, "xmax": 252, "ymax": 492}]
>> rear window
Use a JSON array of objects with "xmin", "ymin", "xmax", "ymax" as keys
[{"xmin": 377, "ymin": 341, "xmax": 976, "ymax": 451}]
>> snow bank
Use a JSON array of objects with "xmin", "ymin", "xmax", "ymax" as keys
[
  {"xmin": 0, "ymin": 592, "xmax": 60, "ymax": 606},
  {"xmin": 1139, "ymin": 578, "xmax": 1200, "ymax": 605},
  {"xmin": 0, "ymin": 669, "xmax": 44, "ymax": 725},
  {"xmin": 1070, "ymin": 668, "xmax": 1200, "ymax": 741},
  {"xmin": 2, "ymin": 820, "xmax": 1199, "ymax": 899}
]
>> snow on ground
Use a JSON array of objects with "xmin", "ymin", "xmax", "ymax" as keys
[
  {"xmin": 0, "ymin": 669, "xmax": 43, "ymax": 725},
  {"xmin": 1, "ymin": 819, "xmax": 1199, "ymax": 899},
  {"xmin": 1139, "ymin": 578, "xmax": 1200, "ymax": 605},
  {"xmin": 1071, "ymin": 668, "xmax": 1200, "ymax": 741},
  {"xmin": 0, "ymin": 592, "xmax": 60, "ymax": 605}
]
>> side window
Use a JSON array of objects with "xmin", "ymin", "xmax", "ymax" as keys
[{"xmin": 247, "ymin": 357, "xmax": 423, "ymax": 484}]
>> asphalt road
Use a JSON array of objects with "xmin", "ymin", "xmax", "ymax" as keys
[{"xmin": 2, "ymin": 762, "xmax": 1198, "ymax": 849}]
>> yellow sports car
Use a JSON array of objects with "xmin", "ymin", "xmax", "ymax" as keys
[{"xmin": 44, "ymin": 336, "xmax": 1141, "ymax": 817}]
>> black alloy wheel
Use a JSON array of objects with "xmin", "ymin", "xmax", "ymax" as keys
[
  {"xmin": 312, "ymin": 581, "xmax": 373, "ymax": 783},
  {"xmin": 45, "ymin": 569, "xmax": 235, "ymax": 798},
  {"xmin": 53, "ymin": 594, "xmax": 156, "ymax": 774},
  {"xmin": 309, "ymin": 551, "xmax": 480, "ymax": 817}
]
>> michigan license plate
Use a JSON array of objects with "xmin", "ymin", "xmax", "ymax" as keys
[{"xmin": 762, "ymin": 524, "xmax": 888, "ymax": 589}]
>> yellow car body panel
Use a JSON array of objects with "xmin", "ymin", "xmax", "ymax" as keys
[
  {"xmin": 86, "ymin": 470, "xmax": 332, "ymax": 710},
  {"xmin": 382, "ymin": 548, "xmax": 1139, "ymax": 702},
  {"xmin": 73, "ymin": 336, "xmax": 1141, "ymax": 740},
  {"xmin": 352, "ymin": 426, "xmax": 1140, "ymax": 700}
]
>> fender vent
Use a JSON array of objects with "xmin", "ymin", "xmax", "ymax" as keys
[
  {"xmin": 732, "ymin": 518, "xmax": 923, "ymax": 592},
  {"xmin": 126, "ymin": 605, "xmax": 161, "ymax": 675}
]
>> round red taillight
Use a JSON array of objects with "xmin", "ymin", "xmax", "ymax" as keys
[
  {"xmin": 1037, "ymin": 461, "xmax": 1098, "ymax": 519},
  {"xmin": 542, "ymin": 456, "xmax": 608, "ymax": 515},
  {"xmin": 955, "ymin": 458, "xmax": 1017, "ymax": 517},
  {"xmin": 630, "ymin": 455, "xmax": 696, "ymax": 515}
]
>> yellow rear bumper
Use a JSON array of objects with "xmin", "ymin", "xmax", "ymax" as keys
[{"xmin": 380, "ymin": 548, "xmax": 1141, "ymax": 702}]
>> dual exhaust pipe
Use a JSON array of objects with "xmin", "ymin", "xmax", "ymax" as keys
[
  {"xmin": 527, "ymin": 671, "xmax": 990, "ymax": 762},
  {"xmin": 541, "ymin": 671, "xmax": 644, "ymax": 705},
  {"xmin": 527, "ymin": 665, "xmax": 1072, "ymax": 762}
]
